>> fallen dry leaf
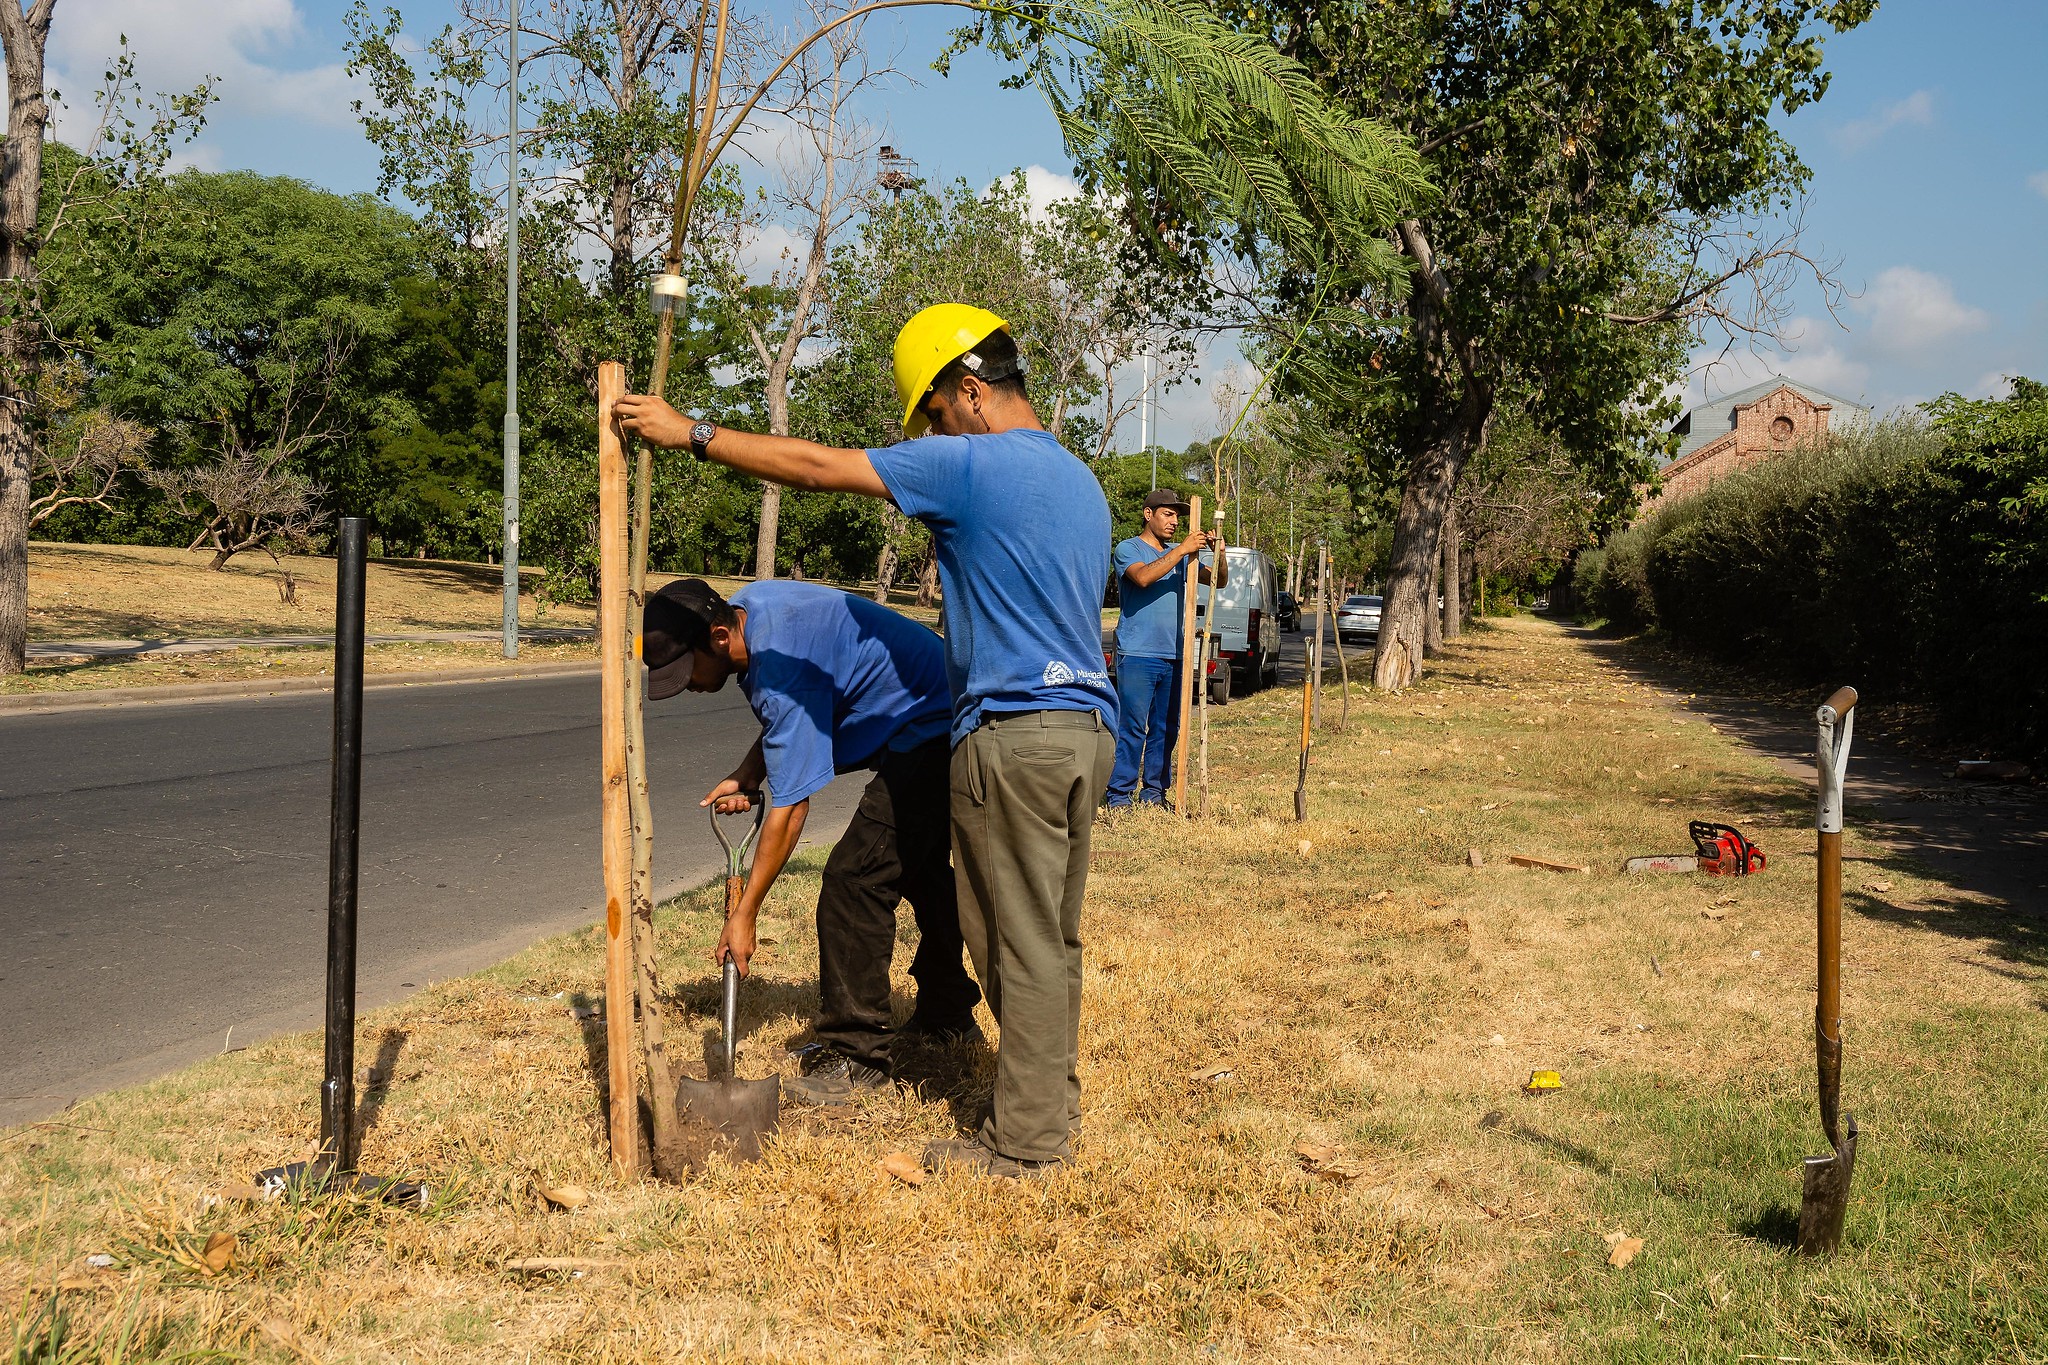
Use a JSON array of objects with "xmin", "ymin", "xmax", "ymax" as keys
[
  {"xmin": 1296, "ymin": 839, "xmax": 1313, "ymax": 857},
  {"xmin": 1604, "ymin": 1230, "xmax": 1645, "ymax": 1268},
  {"xmin": 1367, "ymin": 890, "xmax": 1391, "ymax": 902},
  {"xmin": 879, "ymin": 1152, "xmax": 925, "ymax": 1187},
  {"xmin": 539, "ymin": 1183, "xmax": 589, "ymax": 1210},
  {"xmin": 1700, "ymin": 907, "xmax": 1727, "ymax": 921},
  {"xmin": 1866, "ymin": 880, "xmax": 1893, "ymax": 893},
  {"xmin": 201, "ymin": 1231, "xmax": 235, "ymax": 1275},
  {"xmin": 1295, "ymin": 1141, "xmax": 1340, "ymax": 1165},
  {"xmin": 1189, "ymin": 1064, "xmax": 1234, "ymax": 1084},
  {"xmin": 214, "ymin": 1182, "xmax": 264, "ymax": 1203}
]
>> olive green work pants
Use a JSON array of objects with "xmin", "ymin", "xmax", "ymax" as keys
[{"xmin": 951, "ymin": 707, "xmax": 1116, "ymax": 1164}]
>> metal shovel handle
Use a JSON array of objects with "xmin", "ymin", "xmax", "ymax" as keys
[
  {"xmin": 709, "ymin": 792, "xmax": 765, "ymax": 875},
  {"xmin": 1813, "ymin": 685, "xmax": 1857, "ymax": 1148}
]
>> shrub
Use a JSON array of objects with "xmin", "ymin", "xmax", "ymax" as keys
[{"xmin": 1586, "ymin": 385, "xmax": 2048, "ymax": 760}]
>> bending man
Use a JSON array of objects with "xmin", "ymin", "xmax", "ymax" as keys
[
  {"xmin": 641, "ymin": 577, "xmax": 981, "ymax": 1106},
  {"xmin": 617, "ymin": 306, "xmax": 1115, "ymax": 1178}
]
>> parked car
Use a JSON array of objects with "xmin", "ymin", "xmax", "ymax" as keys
[
  {"xmin": 1335, "ymin": 594, "xmax": 1383, "ymax": 646},
  {"xmin": 1194, "ymin": 546, "xmax": 1282, "ymax": 703},
  {"xmin": 1274, "ymin": 590, "xmax": 1300, "ymax": 633}
]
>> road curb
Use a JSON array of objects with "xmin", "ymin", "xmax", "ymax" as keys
[{"xmin": 0, "ymin": 659, "xmax": 600, "ymax": 716}]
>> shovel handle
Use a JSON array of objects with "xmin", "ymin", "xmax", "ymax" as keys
[
  {"xmin": 720, "ymin": 956, "xmax": 740, "ymax": 1076},
  {"xmin": 709, "ymin": 793, "xmax": 765, "ymax": 876}
]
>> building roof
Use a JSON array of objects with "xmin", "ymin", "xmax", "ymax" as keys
[{"xmin": 1665, "ymin": 375, "xmax": 1873, "ymax": 465}]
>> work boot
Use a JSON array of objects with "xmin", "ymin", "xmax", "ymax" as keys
[
  {"xmin": 921, "ymin": 1135, "xmax": 1062, "ymax": 1180},
  {"xmin": 902, "ymin": 1012, "xmax": 983, "ymax": 1045},
  {"xmin": 786, "ymin": 1051, "xmax": 890, "ymax": 1107}
]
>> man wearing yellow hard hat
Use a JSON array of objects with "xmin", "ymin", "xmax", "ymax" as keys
[{"xmin": 616, "ymin": 304, "xmax": 1116, "ymax": 1179}]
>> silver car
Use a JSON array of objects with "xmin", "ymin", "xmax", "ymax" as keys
[{"xmin": 1335, "ymin": 594, "xmax": 1382, "ymax": 644}]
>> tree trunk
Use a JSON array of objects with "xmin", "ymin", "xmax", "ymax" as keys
[
  {"xmin": 915, "ymin": 552, "xmax": 939, "ymax": 608},
  {"xmin": 0, "ymin": 1, "xmax": 53, "ymax": 677},
  {"xmin": 1441, "ymin": 503, "xmax": 1461, "ymax": 640},
  {"xmin": 872, "ymin": 506, "xmax": 905, "ymax": 602},
  {"xmin": 1423, "ymin": 549, "xmax": 1443, "ymax": 656},
  {"xmin": 1372, "ymin": 219, "xmax": 1494, "ymax": 693},
  {"xmin": 753, "ymin": 481, "xmax": 780, "ymax": 579}
]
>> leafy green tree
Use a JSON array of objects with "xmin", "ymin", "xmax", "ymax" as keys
[
  {"xmin": 1186, "ymin": 0, "xmax": 1871, "ymax": 689},
  {"xmin": 0, "ymin": 25, "xmax": 211, "ymax": 673}
]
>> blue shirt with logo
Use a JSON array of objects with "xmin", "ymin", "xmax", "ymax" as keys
[
  {"xmin": 729, "ymin": 581, "xmax": 951, "ymax": 808},
  {"xmin": 1112, "ymin": 536, "xmax": 1188, "ymax": 659},
  {"xmin": 867, "ymin": 428, "xmax": 1116, "ymax": 744}
]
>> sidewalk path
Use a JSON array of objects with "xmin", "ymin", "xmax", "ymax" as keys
[{"xmin": 30, "ymin": 626, "xmax": 595, "ymax": 662}]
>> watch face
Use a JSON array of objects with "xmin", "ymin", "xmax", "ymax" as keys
[{"xmin": 691, "ymin": 421, "xmax": 716, "ymax": 447}]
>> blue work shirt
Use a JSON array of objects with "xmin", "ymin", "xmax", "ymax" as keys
[
  {"xmin": 728, "ymin": 581, "xmax": 950, "ymax": 809},
  {"xmin": 1112, "ymin": 536, "xmax": 1187, "ymax": 660},
  {"xmin": 867, "ymin": 428, "xmax": 1116, "ymax": 744}
]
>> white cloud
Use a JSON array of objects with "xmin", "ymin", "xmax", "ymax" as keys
[
  {"xmin": 1859, "ymin": 265, "xmax": 1990, "ymax": 356},
  {"xmin": 1968, "ymin": 370, "xmax": 2017, "ymax": 400},
  {"xmin": 42, "ymin": 0, "xmax": 363, "ymax": 140},
  {"xmin": 737, "ymin": 221, "xmax": 809, "ymax": 284},
  {"xmin": 1831, "ymin": 89, "xmax": 1935, "ymax": 153},
  {"xmin": 986, "ymin": 163, "xmax": 1083, "ymax": 222},
  {"xmin": 1685, "ymin": 320, "xmax": 1871, "ymax": 409},
  {"xmin": 2029, "ymin": 170, "xmax": 2048, "ymax": 201}
]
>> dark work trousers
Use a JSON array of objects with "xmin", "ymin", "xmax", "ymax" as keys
[
  {"xmin": 951, "ymin": 708, "xmax": 1117, "ymax": 1164},
  {"xmin": 814, "ymin": 736, "xmax": 982, "ymax": 1071}
]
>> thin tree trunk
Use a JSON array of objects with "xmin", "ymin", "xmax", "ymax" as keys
[
  {"xmin": 753, "ymin": 482, "xmax": 780, "ymax": 579},
  {"xmin": 0, "ymin": 0, "xmax": 53, "ymax": 677},
  {"xmin": 1424, "ymin": 551, "xmax": 1443, "ymax": 655},
  {"xmin": 1441, "ymin": 503, "xmax": 1461, "ymax": 640},
  {"xmin": 915, "ymin": 552, "xmax": 938, "ymax": 608},
  {"xmin": 871, "ymin": 506, "xmax": 905, "ymax": 602}
]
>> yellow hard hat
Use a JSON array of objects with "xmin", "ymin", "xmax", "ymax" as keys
[{"xmin": 893, "ymin": 303, "xmax": 1009, "ymax": 437}]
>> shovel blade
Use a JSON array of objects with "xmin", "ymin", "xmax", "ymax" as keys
[
  {"xmin": 1795, "ymin": 1113, "xmax": 1858, "ymax": 1255},
  {"xmin": 674, "ymin": 1074, "xmax": 781, "ymax": 1169}
]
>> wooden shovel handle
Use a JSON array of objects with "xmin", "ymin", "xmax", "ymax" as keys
[{"xmin": 1821, "ymin": 686, "xmax": 1858, "ymax": 718}]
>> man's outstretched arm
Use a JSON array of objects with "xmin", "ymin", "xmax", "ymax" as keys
[{"xmin": 613, "ymin": 394, "xmax": 890, "ymax": 500}]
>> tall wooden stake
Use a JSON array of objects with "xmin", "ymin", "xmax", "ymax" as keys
[
  {"xmin": 1197, "ymin": 509, "xmax": 1222, "ymax": 819},
  {"xmin": 597, "ymin": 362, "xmax": 641, "ymax": 1179},
  {"xmin": 1172, "ymin": 495, "xmax": 1203, "ymax": 817}
]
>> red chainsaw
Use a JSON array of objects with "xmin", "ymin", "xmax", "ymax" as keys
[{"xmin": 1624, "ymin": 821, "xmax": 1767, "ymax": 875}]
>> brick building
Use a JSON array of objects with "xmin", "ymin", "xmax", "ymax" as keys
[{"xmin": 1646, "ymin": 375, "xmax": 1871, "ymax": 508}]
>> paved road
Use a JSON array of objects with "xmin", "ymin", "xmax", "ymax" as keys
[{"xmin": 0, "ymin": 672, "xmax": 867, "ymax": 1127}]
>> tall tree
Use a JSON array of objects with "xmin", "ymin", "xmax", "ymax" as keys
[
  {"xmin": 1215, "ymin": 0, "xmax": 1869, "ymax": 689},
  {"xmin": 0, "ymin": 15, "xmax": 210, "ymax": 673}
]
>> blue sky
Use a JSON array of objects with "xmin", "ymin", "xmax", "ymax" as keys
[{"xmin": 37, "ymin": 0, "xmax": 2048, "ymax": 443}]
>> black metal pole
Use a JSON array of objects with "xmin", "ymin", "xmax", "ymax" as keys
[{"xmin": 319, "ymin": 516, "xmax": 367, "ymax": 1174}]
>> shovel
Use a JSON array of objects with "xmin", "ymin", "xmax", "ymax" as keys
[
  {"xmin": 673, "ymin": 795, "xmax": 780, "ymax": 1165},
  {"xmin": 1797, "ymin": 685, "xmax": 1858, "ymax": 1255}
]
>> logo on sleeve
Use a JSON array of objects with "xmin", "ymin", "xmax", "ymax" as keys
[{"xmin": 1042, "ymin": 659, "xmax": 1076, "ymax": 687}]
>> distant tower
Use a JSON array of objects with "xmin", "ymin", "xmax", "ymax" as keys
[{"xmin": 877, "ymin": 145, "xmax": 919, "ymax": 204}]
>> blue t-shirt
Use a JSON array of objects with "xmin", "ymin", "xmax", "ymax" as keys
[
  {"xmin": 1112, "ymin": 536, "xmax": 1188, "ymax": 659},
  {"xmin": 729, "ymin": 581, "xmax": 951, "ymax": 808},
  {"xmin": 867, "ymin": 428, "xmax": 1116, "ymax": 744}
]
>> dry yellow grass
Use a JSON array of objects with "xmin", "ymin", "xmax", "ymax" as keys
[
  {"xmin": 4, "ymin": 617, "xmax": 2042, "ymax": 1362},
  {"xmin": 26, "ymin": 541, "xmax": 598, "ymax": 640}
]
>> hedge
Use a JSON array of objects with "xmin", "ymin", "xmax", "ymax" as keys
[{"xmin": 1585, "ymin": 382, "xmax": 2048, "ymax": 760}]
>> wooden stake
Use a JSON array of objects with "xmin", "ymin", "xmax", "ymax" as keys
[
  {"xmin": 1197, "ymin": 509, "xmax": 1222, "ymax": 819},
  {"xmin": 596, "ymin": 361, "xmax": 640, "ymax": 1179},
  {"xmin": 1171, "ymin": 495, "xmax": 1203, "ymax": 817}
]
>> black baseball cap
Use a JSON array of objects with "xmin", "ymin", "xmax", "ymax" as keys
[
  {"xmin": 1142, "ymin": 488, "xmax": 1190, "ymax": 514},
  {"xmin": 642, "ymin": 578, "xmax": 729, "ymax": 701}
]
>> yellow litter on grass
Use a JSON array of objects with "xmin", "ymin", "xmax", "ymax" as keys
[{"xmin": 1525, "ymin": 1070, "xmax": 1563, "ymax": 1093}]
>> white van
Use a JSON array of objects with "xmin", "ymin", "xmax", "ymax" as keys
[{"xmin": 1194, "ymin": 546, "xmax": 1281, "ymax": 703}]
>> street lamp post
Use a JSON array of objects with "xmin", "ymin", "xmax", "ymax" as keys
[{"xmin": 501, "ymin": 0, "xmax": 522, "ymax": 658}]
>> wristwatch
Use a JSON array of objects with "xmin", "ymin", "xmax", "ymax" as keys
[{"xmin": 688, "ymin": 419, "xmax": 717, "ymax": 459}]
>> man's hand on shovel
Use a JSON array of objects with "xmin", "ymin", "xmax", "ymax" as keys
[{"xmin": 714, "ymin": 917, "xmax": 757, "ymax": 979}]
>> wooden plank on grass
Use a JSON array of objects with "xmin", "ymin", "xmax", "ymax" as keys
[{"xmin": 1509, "ymin": 853, "xmax": 1589, "ymax": 873}]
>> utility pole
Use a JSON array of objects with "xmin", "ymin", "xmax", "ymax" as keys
[
  {"xmin": 1142, "ymin": 352, "xmax": 1155, "ymax": 488},
  {"xmin": 500, "ymin": 0, "xmax": 522, "ymax": 658}
]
